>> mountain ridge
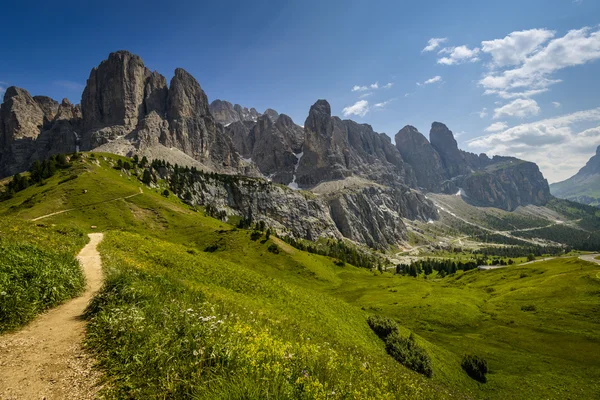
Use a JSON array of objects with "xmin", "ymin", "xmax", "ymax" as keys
[{"xmin": 0, "ymin": 50, "xmax": 551, "ymax": 222}]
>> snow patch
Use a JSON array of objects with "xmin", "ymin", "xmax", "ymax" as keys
[
  {"xmin": 288, "ymin": 150, "xmax": 304, "ymax": 190},
  {"xmin": 455, "ymin": 188, "xmax": 467, "ymax": 197}
]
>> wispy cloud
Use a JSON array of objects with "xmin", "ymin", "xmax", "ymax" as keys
[
  {"xmin": 359, "ymin": 92, "xmax": 373, "ymax": 98},
  {"xmin": 352, "ymin": 81, "xmax": 393, "ymax": 92},
  {"xmin": 422, "ymin": 37, "xmax": 448, "ymax": 52},
  {"xmin": 342, "ymin": 100, "xmax": 369, "ymax": 117},
  {"xmin": 373, "ymin": 98, "xmax": 396, "ymax": 109},
  {"xmin": 419, "ymin": 76, "xmax": 442, "ymax": 85},
  {"xmin": 552, "ymin": 101, "xmax": 561, "ymax": 108},
  {"xmin": 478, "ymin": 108, "xmax": 488, "ymax": 118},
  {"xmin": 53, "ymin": 80, "xmax": 85, "ymax": 91},
  {"xmin": 352, "ymin": 85, "xmax": 369, "ymax": 92}
]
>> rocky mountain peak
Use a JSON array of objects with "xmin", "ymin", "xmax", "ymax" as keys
[
  {"xmin": 305, "ymin": 100, "xmax": 333, "ymax": 138},
  {"xmin": 395, "ymin": 125, "xmax": 445, "ymax": 191},
  {"xmin": 167, "ymin": 68, "xmax": 210, "ymax": 119},
  {"xmin": 430, "ymin": 121, "xmax": 458, "ymax": 151},
  {"xmin": 264, "ymin": 108, "xmax": 279, "ymax": 122}
]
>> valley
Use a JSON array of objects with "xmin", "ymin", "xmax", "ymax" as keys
[{"xmin": 0, "ymin": 153, "xmax": 599, "ymax": 399}]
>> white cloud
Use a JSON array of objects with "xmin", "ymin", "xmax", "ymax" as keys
[
  {"xmin": 382, "ymin": 82, "xmax": 393, "ymax": 89},
  {"xmin": 438, "ymin": 45, "xmax": 480, "ymax": 65},
  {"xmin": 352, "ymin": 85, "xmax": 369, "ymax": 92},
  {"xmin": 481, "ymin": 29, "xmax": 555, "ymax": 68},
  {"xmin": 422, "ymin": 76, "xmax": 442, "ymax": 85},
  {"xmin": 0, "ymin": 81, "xmax": 7, "ymax": 97},
  {"xmin": 479, "ymin": 27, "xmax": 600, "ymax": 98},
  {"xmin": 468, "ymin": 107, "xmax": 600, "ymax": 182},
  {"xmin": 485, "ymin": 121, "xmax": 509, "ymax": 132},
  {"xmin": 552, "ymin": 101, "xmax": 561, "ymax": 108},
  {"xmin": 483, "ymin": 88, "xmax": 549, "ymax": 99},
  {"xmin": 373, "ymin": 99, "xmax": 396, "ymax": 109},
  {"xmin": 479, "ymin": 108, "xmax": 488, "ymax": 118},
  {"xmin": 493, "ymin": 98, "xmax": 540, "ymax": 119},
  {"xmin": 422, "ymin": 37, "xmax": 448, "ymax": 52},
  {"xmin": 342, "ymin": 100, "xmax": 369, "ymax": 117},
  {"xmin": 370, "ymin": 82, "xmax": 379, "ymax": 89},
  {"xmin": 359, "ymin": 92, "xmax": 373, "ymax": 98}
]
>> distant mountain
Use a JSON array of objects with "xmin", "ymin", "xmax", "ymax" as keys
[{"xmin": 550, "ymin": 146, "xmax": 600, "ymax": 207}]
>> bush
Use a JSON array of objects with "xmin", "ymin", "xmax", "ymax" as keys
[
  {"xmin": 461, "ymin": 354, "xmax": 488, "ymax": 383},
  {"xmin": 250, "ymin": 231, "xmax": 262, "ymax": 241},
  {"xmin": 385, "ymin": 333, "xmax": 433, "ymax": 377},
  {"xmin": 521, "ymin": 304, "xmax": 536, "ymax": 312},
  {"xmin": 267, "ymin": 244, "xmax": 280, "ymax": 254},
  {"xmin": 367, "ymin": 315, "xmax": 398, "ymax": 340}
]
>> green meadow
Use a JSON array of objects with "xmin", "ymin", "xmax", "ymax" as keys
[{"xmin": 1, "ymin": 153, "xmax": 599, "ymax": 399}]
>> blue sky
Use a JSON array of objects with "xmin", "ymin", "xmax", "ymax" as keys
[{"xmin": 1, "ymin": 0, "xmax": 599, "ymax": 182}]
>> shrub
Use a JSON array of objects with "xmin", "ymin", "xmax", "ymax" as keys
[
  {"xmin": 461, "ymin": 354, "xmax": 488, "ymax": 383},
  {"xmin": 385, "ymin": 333, "xmax": 433, "ymax": 377},
  {"xmin": 267, "ymin": 244, "xmax": 280, "ymax": 254},
  {"xmin": 367, "ymin": 315, "xmax": 398, "ymax": 340},
  {"xmin": 521, "ymin": 304, "xmax": 536, "ymax": 312},
  {"xmin": 250, "ymin": 231, "xmax": 262, "ymax": 241}
]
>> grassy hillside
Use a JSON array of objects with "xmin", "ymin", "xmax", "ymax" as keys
[
  {"xmin": 0, "ymin": 216, "xmax": 87, "ymax": 332},
  {"xmin": 551, "ymin": 174, "xmax": 600, "ymax": 207},
  {"xmin": 1, "ymin": 153, "xmax": 599, "ymax": 399}
]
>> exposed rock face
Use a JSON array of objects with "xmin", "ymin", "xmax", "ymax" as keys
[
  {"xmin": 550, "ymin": 146, "xmax": 600, "ymax": 207},
  {"xmin": 296, "ymin": 100, "xmax": 414, "ymax": 188},
  {"xmin": 0, "ymin": 88, "xmax": 82, "ymax": 176},
  {"xmin": 156, "ymin": 167, "xmax": 436, "ymax": 248},
  {"xmin": 33, "ymin": 96, "xmax": 59, "ymax": 127},
  {"xmin": 453, "ymin": 158, "xmax": 551, "ymax": 211},
  {"xmin": 395, "ymin": 125, "xmax": 445, "ymax": 191},
  {"xmin": 327, "ymin": 185, "xmax": 437, "ymax": 248},
  {"xmin": 209, "ymin": 100, "xmax": 261, "ymax": 126},
  {"xmin": 264, "ymin": 108, "xmax": 279, "ymax": 122},
  {"xmin": 225, "ymin": 113, "xmax": 305, "ymax": 184},
  {"xmin": 430, "ymin": 122, "xmax": 472, "ymax": 177}
]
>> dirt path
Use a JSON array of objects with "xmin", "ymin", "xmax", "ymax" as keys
[
  {"xmin": 31, "ymin": 187, "xmax": 143, "ymax": 222},
  {"xmin": 0, "ymin": 233, "xmax": 105, "ymax": 399},
  {"xmin": 579, "ymin": 253, "xmax": 600, "ymax": 265}
]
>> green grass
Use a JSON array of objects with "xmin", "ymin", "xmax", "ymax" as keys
[
  {"xmin": 0, "ymin": 217, "xmax": 87, "ymax": 332},
  {"xmin": 2, "ymin": 153, "xmax": 600, "ymax": 399},
  {"xmin": 85, "ymin": 231, "xmax": 451, "ymax": 399},
  {"xmin": 330, "ymin": 259, "xmax": 600, "ymax": 399}
]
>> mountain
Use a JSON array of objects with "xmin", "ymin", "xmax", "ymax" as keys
[
  {"xmin": 0, "ymin": 51, "xmax": 240, "ymax": 176},
  {"xmin": 550, "ymin": 146, "xmax": 600, "ymax": 206},
  {"xmin": 0, "ymin": 49, "xmax": 552, "ymax": 239},
  {"xmin": 395, "ymin": 123, "xmax": 551, "ymax": 211}
]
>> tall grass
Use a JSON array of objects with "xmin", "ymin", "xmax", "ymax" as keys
[
  {"xmin": 0, "ymin": 243, "xmax": 85, "ymax": 332},
  {"xmin": 85, "ymin": 232, "xmax": 450, "ymax": 399}
]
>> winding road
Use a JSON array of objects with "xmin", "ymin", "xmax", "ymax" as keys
[{"xmin": 0, "ymin": 233, "xmax": 105, "ymax": 399}]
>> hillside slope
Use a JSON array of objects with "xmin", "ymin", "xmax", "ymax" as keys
[
  {"xmin": 551, "ymin": 146, "xmax": 600, "ymax": 207},
  {"xmin": 1, "ymin": 153, "xmax": 599, "ymax": 399}
]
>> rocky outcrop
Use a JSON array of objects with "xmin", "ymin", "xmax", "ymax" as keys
[
  {"xmin": 155, "ymin": 166, "xmax": 436, "ymax": 248},
  {"xmin": 225, "ymin": 113, "xmax": 305, "ymax": 184},
  {"xmin": 455, "ymin": 158, "xmax": 551, "ymax": 211},
  {"xmin": 209, "ymin": 100, "xmax": 261, "ymax": 126},
  {"xmin": 395, "ymin": 125, "xmax": 446, "ymax": 191},
  {"xmin": 327, "ymin": 185, "xmax": 437, "ymax": 248},
  {"xmin": 163, "ymin": 68, "xmax": 238, "ymax": 169},
  {"xmin": 295, "ymin": 100, "xmax": 415, "ymax": 188},
  {"xmin": 0, "ymin": 88, "xmax": 81, "ymax": 176}
]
